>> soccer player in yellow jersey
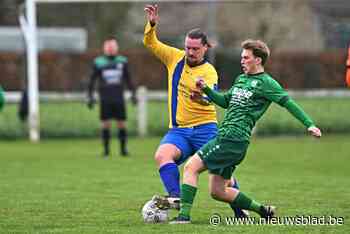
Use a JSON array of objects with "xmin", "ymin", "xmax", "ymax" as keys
[{"xmin": 143, "ymin": 4, "xmax": 246, "ymax": 218}]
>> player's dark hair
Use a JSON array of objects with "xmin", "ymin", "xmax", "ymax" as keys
[
  {"xmin": 241, "ymin": 39, "xmax": 270, "ymax": 65},
  {"xmin": 186, "ymin": 28, "xmax": 212, "ymax": 48},
  {"xmin": 105, "ymin": 36, "xmax": 117, "ymax": 42}
]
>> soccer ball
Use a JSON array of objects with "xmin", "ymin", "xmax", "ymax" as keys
[{"xmin": 141, "ymin": 199, "xmax": 169, "ymax": 223}]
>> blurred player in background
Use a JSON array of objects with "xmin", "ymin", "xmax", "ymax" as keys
[
  {"xmin": 143, "ymin": 4, "xmax": 247, "ymax": 218},
  {"xmin": 18, "ymin": 90, "xmax": 28, "ymax": 122},
  {"xmin": 0, "ymin": 85, "xmax": 4, "ymax": 112},
  {"xmin": 170, "ymin": 39, "xmax": 322, "ymax": 224},
  {"xmin": 87, "ymin": 37, "xmax": 137, "ymax": 157}
]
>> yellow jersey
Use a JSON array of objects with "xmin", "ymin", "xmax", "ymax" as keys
[{"xmin": 143, "ymin": 22, "xmax": 218, "ymax": 128}]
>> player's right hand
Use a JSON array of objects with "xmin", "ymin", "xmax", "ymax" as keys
[
  {"xmin": 144, "ymin": 4, "xmax": 159, "ymax": 25},
  {"xmin": 307, "ymin": 126, "xmax": 322, "ymax": 138},
  {"xmin": 87, "ymin": 98, "xmax": 95, "ymax": 110}
]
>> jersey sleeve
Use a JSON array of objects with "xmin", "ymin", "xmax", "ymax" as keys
[
  {"xmin": 262, "ymin": 77, "xmax": 314, "ymax": 128},
  {"xmin": 197, "ymin": 66, "xmax": 220, "ymax": 105},
  {"xmin": 282, "ymin": 98, "xmax": 314, "ymax": 128},
  {"xmin": 87, "ymin": 61, "xmax": 99, "ymax": 99},
  {"xmin": 204, "ymin": 68, "xmax": 218, "ymax": 89},
  {"xmin": 203, "ymin": 85, "xmax": 231, "ymax": 109},
  {"xmin": 123, "ymin": 62, "xmax": 136, "ymax": 93},
  {"xmin": 261, "ymin": 77, "xmax": 290, "ymax": 106},
  {"xmin": 143, "ymin": 22, "xmax": 184, "ymax": 66}
]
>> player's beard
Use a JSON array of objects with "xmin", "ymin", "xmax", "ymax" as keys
[{"xmin": 186, "ymin": 56, "xmax": 203, "ymax": 67}]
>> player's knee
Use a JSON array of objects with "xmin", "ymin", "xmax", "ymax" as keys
[
  {"xmin": 101, "ymin": 121, "xmax": 111, "ymax": 129},
  {"xmin": 183, "ymin": 161, "xmax": 191, "ymax": 173},
  {"xmin": 154, "ymin": 151, "xmax": 173, "ymax": 165},
  {"xmin": 225, "ymin": 179, "xmax": 233, "ymax": 187},
  {"xmin": 183, "ymin": 162, "xmax": 197, "ymax": 176},
  {"xmin": 154, "ymin": 152, "xmax": 163, "ymax": 163},
  {"xmin": 210, "ymin": 187, "xmax": 224, "ymax": 201}
]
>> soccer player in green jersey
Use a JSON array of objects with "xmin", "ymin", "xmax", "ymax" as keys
[
  {"xmin": 170, "ymin": 39, "xmax": 322, "ymax": 224},
  {"xmin": 144, "ymin": 4, "xmax": 247, "ymax": 218},
  {"xmin": 0, "ymin": 85, "xmax": 4, "ymax": 112}
]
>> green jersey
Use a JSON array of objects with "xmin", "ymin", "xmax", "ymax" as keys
[
  {"xmin": 203, "ymin": 72, "xmax": 314, "ymax": 141},
  {"xmin": 0, "ymin": 86, "xmax": 4, "ymax": 112}
]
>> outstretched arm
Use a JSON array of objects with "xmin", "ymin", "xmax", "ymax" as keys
[
  {"xmin": 123, "ymin": 63, "xmax": 137, "ymax": 105},
  {"xmin": 196, "ymin": 78, "xmax": 230, "ymax": 108},
  {"xmin": 282, "ymin": 98, "xmax": 322, "ymax": 138},
  {"xmin": 263, "ymin": 78, "xmax": 322, "ymax": 138},
  {"xmin": 87, "ymin": 65, "xmax": 98, "ymax": 109},
  {"xmin": 143, "ymin": 4, "xmax": 183, "ymax": 66}
]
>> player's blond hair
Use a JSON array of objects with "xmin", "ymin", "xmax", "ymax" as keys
[{"xmin": 241, "ymin": 39, "xmax": 270, "ymax": 65}]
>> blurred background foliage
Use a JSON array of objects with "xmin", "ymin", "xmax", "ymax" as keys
[
  {"xmin": 0, "ymin": 1, "xmax": 349, "ymax": 138},
  {"xmin": 0, "ymin": 1, "xmax": 349, "ymax": 91},
  {"xmin": 1, "ymin": 1, "xmax": 350, "ymax": 51}
]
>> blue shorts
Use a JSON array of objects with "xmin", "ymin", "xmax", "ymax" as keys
[{"xmin": 160, "ymin": 123, "xmax": 218, "ymax": 165}]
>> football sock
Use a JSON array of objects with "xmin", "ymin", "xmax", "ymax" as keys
[
  {"xmin": 179, "ymin": 184, "xmax": 197, "ymax": 218},
  {"xmin": 159, "ymin": 163, "xmax": 180, "ymax": 197},
  {"xmin": 118, "ymin": 128, "xmax": 127, "ymax": 154},
  {"xmin": 230, "ymin": 178, "xmax": 246, "ymax": 217},
  {"xmin": 230, "ymin": 192, "xmax": 263, "ymax": 215},
  {"xmin": 102, "ymin": 128, "xmax": 110, "ymax": 156}
]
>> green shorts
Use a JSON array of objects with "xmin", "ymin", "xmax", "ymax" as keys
[{"xmin": 198, "ymin": 137, "xmax": 249, "ymax": 179}]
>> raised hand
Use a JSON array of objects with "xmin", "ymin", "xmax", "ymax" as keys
[
  {"xmin": 144, "ymin": 4, "xmax": 159, "ymax": 25},
  {"xmin": 307, "ymin": 126, "xmax": 322, "ymax": 138}
]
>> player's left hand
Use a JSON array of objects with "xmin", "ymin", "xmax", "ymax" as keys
[
  {"xmin": 144, "ymin": 4, "xmax": 159, "ymax": 25},
  {"xmin": 307, "ymin": 126, "xmax": 322, "ymax": 138}
]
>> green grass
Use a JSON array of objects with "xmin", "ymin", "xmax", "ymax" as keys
[
  {"xmin": 0, "ymin": 97, "xmax": 350, "ymax": 138},
  {"xmin": 0, "ymin": 135, "xmax": 349, "ymax": 233}
]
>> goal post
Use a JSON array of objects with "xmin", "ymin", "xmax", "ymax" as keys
[
  {"xmin": 25, "ymin": 0, "xmax": 39, "ymax": 142},
  {"xmin": 24, "ymin": 0, "xmax": 216, "ymax": 141},
  {"xmin": 24, "ymin": 0, "xmax": 149, "ymax": 142}
]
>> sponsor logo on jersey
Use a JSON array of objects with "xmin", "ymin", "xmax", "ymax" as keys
[
  {"xmin": 251, "ymin": 80, "xmax": 258, "ymax": 87},
  {"xmin": 102, "ymin": 69, "xmax": 122, "ymax": 84},
  {"xmin": 230, "ymin": 87, "xmax": 253, "ymax": 105}
]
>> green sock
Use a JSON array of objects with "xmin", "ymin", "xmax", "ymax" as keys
[
  {"xmin": 179, "ymin": 184, "xmax": 197, "ymax": 218},
  {"xmin": 230, "ymin": 192, "xmax": 263, "ymax": 215}
]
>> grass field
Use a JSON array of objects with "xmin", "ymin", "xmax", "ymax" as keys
[
  {"xmin": 1, "ymin": 97, "xmax": 350, "ymax": 138},
  {"xmin": 0, "ymin": 135, "xmax": 349, "ymax": 233}
]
